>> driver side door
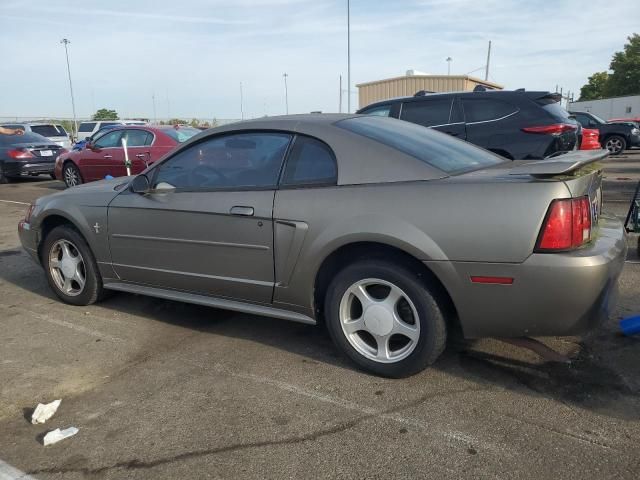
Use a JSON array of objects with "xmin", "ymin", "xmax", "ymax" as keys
[
  {"xmin": 79, "ymin": 129, "xmax": 126, "ymax": 181},
  {"xmin": 107, "ymin": 131, "xmax": 293, "ymax": 304}
]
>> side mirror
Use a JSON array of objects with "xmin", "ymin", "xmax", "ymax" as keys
[
  {"xmin": 130, "ymin": 174, "xmax": 150, "ymax": 194},
  {"xmin": 84, "ymin": 136, "xmax": 91, "ymax": 141}
]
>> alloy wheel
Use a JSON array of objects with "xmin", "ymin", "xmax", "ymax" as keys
[
  {"xmin": 64, "ymin": 165, "xmax": 80, "ymax": 187},
  {"xmin": 48, "ymin": 239, "xmax": 86, "ymax": 296},
  {"xmin": 339, "ymin": 278, "xmax": 420, "ymax": 363},
  {"xmin": 605, "ymin": 137, "xmax": 623, "ymax": 154}
]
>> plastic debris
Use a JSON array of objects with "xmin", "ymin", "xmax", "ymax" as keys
[
  {"xmin": 620, "ymin": 315, "xmax": 640, "ymax": 336},
  {"xmin": 43, "ymin": 427, "xmax": 79, "ymax": 446},
  {"xmin": 31, "ymin": 399, "xmax": 61, "ymax": 425}
]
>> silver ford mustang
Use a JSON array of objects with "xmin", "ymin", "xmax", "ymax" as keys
[{"xmin": 18, "ymin": 114, "xmax": 627, "ymax": 377}]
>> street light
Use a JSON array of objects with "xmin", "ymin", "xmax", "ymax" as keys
[
  {"xmin": 283, "ymin": 73, "xmax": 289, "ymax": 115},
  {"xmin": 347, "ymin": 0, "xmax": 351, "ymax": 113},
  {"xmin": 446, "ymin": 57, "xmax": 453, "ymax": 76},
  {"xmin": 60, "ymin": 39, "xmax": 78, "ymax": 140}
]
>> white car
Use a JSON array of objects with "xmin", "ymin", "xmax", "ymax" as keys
[
  {"xmin": 76, "ymin": 120, "xmax": 148, "ymax": 143},
  {"xmin": 1, "ymin": 122, "xmax": 72, "ymax": 149}
]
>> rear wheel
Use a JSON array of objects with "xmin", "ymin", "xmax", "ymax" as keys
[
  {"xmin": 324, "ymin": 259, "xmax": 447, "ymax": 378},
  {"xmin": 0, "ymin": 164, "xmax": 11, "ymax": 184},
  {"xmin": 63, "ymin": 162, "xmax": 83, "ymax": 188},
  {"xmin": 604, "ymin": 135, "xmax": 626, "ymax": 155},
  {"xmin": 42, "ymin": 225, "xmax": 104, "ymax": 306}
]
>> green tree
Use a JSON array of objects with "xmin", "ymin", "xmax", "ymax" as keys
[
  {"xmin": 92, "ymin": 108, "xmax": 119, "ymax": 121},
  {"xmin": 190, "ymin": 118, "xmax": 200, "ymax": 128},
  {"xmin": 579, "ymin": 71, "xmax": 610, "ymax": 100},
  {"xmin": 606, "ymin": 33, "xmax": 640, "ymax": 97},
  {"xmin": 169, "ymin": 118, "xmax": 187, "ymax": 125}
]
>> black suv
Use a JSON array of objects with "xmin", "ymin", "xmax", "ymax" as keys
[
  {"xmin": 357, "ymin": 89, "xmax": 579, "ymax": 160},
  {"xmin": 569, "ymin": 111, "xmax": 640, "ymax": 155}
]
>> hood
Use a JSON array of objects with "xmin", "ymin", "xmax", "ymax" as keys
[{"xmin": 36, "ymin": 176, "xmax": 132, "ymax": 207}]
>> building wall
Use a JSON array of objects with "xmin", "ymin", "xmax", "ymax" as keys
[
  {"xmin": 356, "ymin": 75, "xmax": 503, "ymax": 109},
  {"xmin": 568, "ymin": 95, "xmax": 640, "ymax": 120}
]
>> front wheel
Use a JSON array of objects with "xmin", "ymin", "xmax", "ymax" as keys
[
  {"xmin": 0, "ymin": 164, "xmax": 11, "ymax": 184},
  {"xmin": 604, "ymin": 135, "xmax": 627, "ymax": 155},
  {"xmin": 63, "ymin": 162, "xmax": 83, "ymax": 188},
  {"xmin": 324, "ymin": 260, "xmax": 447, "ymax": 378},
  {"xmin": 42, "ymin": 225, "xmax": 105, "ymax": 306}
]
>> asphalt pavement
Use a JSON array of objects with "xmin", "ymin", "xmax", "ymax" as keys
[{"xmin": 0, "ymin": 152, "xmax": 639, "ymax": 479}]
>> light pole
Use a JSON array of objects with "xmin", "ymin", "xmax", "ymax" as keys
[
  {"xmin": 347, "ymin": 0, "xmax": 351, "ymax": 113},
  {"xmin": 283, "ymin": 73, "xmax": 289, "ymax": 114},
  {"xmin": 60, "ymin": 39, "xmax": 78, "ymax": 140},
  {"xmin": 446, "ymin": 57, "xmax": 452, "ymax": 76}
]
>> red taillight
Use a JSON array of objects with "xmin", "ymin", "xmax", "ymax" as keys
[
  {"xmin": 7, "ymin": 149, "xmax": 34, "ymax": 159},
  {"xmin": 536, "ymin": 197, "xmax": 592, "ymax": 252},
  {"xmin": 522, "ymin": 123, "xmax": 577, "ymax": 136}
]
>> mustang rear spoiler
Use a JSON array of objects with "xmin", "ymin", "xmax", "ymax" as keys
[{"xmin": 509, "ymin": 150, "xmax": 608, "ymax": 178}]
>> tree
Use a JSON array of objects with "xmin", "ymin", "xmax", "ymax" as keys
[
  {"xmin": 190, "ymin": 118, "xmax": 200, "ymax": 128},
  {"xmin": 579, "ymin": 72, "xmax": 610, "ymax": 101},
  {"xmin": 169, "ymin": 118, "xmax": 187, "ymax": 125},
  {"xmin": 606, "ymin": 33, "xmax": 640, "ymax": 97},
  {"xmin": 92, "ymin": 108, "xmax": 119, "ymax": 121}
]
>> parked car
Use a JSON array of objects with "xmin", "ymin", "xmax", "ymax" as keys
[
  {"xmin": 55, "ymin": 125, "xmax": 200, "ymax": 187},
  {"xmin": 580, "ymin": 128, "xmax": 601, "ymax": 150},
  {"xmin": 357, "ymin": 89, "xmax": 579, "ymax": 159},
  {"xmin": 570, "ymin": 111, "xmax": 640, "ymax": 155},
  {"xmin": 607, "ymin": 117, "xmax": 640, "ymax": 125},
  {"xmin": 19, "ymin": 114, "xmax": 626, "ymax": 377},
  {"xmin": 1, "ymin": 123, "xmax": 72, "ymax": 149},
  {"xmin": 0, "ymin": 131, "xmax": 67, "ymax": 183}
]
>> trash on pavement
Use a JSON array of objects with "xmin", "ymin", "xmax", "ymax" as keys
[
  {"xmin": 42, "ymin": 427, "xmax": 79, "ymax": 446},
  {"xmin": 31, "ymin": 399, "xmax": 61, "ymax": 424},
  {"xmin": 620, "ymin": 315, "xmax": 640, "ymax": 336}
]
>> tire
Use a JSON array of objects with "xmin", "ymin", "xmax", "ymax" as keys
[
  {"xmin": 63, "ymin": 162, "xmax": 83, "ymax": 188},
  {"xmin": 604, "ymin": 135, "xmax": 627, "ymax": 155},
  {"xmin": 41, "ymin": 225, "xmax": 105, "ymax": 306},
  {"xmin": 0, "ymin": 164, "xmax": 11, "ymax": 184},
  {"xmin": 324, "ymin": 259, "xmax": 447, "ymax": 378}
]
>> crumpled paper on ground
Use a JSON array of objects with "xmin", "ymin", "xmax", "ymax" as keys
[
  {"xmin": 31, "ymin": 399, "xmax": 61, "ymax": 424},
  {"xmin": 43, "ymin": 427, "xmax": 79, "ymax": 446}
]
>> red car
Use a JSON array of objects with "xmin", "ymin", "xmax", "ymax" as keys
[{"xmin": 55, "ymin": 125, "xmax": 200, "ymax": 188}]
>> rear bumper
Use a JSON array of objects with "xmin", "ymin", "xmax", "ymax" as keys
[
  {"xmin": 3, "ymin": 160, "xmax": 54, "ymax": 177},
  {"xmin": 427, "ymin": 214, "xmax": 627, "ymax": 338}
]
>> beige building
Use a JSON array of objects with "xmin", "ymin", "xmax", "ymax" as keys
[{"xmin": 357, "ymin": 73, "xmax": 503, "ymax": 109}]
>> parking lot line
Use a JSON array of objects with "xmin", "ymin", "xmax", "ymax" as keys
[
  {"xmin": 0, "ymin": 199, "xmax": 29, "ymax": 206},
  {"xmin": 0, "ymin": 458, "xmax": 35, "ymax": 480}
]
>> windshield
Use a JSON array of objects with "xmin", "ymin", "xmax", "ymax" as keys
[
  {"xmin": 0, "ymin": 131, "xmax": 52, "ymax": 145},
  {"xmin": 30, "ymin": 124, "xmax": 68, "ymax": 137},
  {"xmin": 588, "ymin": 112, "xmax": 607, "ymax": 124},
  {"xmin": 336, "ymin": 116, "xmax": 505, "ymax": 174},
  {"xmin": 163, "ymin": 127, "xmax": 200, "ymax": 143}
]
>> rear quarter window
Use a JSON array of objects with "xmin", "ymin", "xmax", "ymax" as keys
[
  {"xmin": 337, "ymin": 116, "xmax": 504, "ymax": 174},
  {"xmin": 78, "ymin": 122, "xmax": 96, "ymax": 132},
  {"xmin": 462, "ymin": 98, "xmax": 518, "ymax": 123}
]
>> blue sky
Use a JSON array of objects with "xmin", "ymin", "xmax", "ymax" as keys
[{"xmin": 0, "ymin": 0, "xmax": 636, "ymax": 120}]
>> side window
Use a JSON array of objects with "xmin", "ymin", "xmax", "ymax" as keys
[
  {"xmin": 78, "ymin": 122, "xmax": 96, "ymax": 133},
  {"xmin": 122, "ymin": 129, "xmax": 152, "ymax": 147},
  {"xmin": 462, "ymin": 98, "xmax": 518, "ymax": 123},
  {"xmin": 362, "ymin": 105, "xmax": 392, "ymax": 117},
  {"xmin": 281, "ymin": 135, "xmax": 337, "ymax": 186},
  {"xmin": 154, "ymin": 132, "xmax": 292, "ymax": 190},
  {"xmin": 400, "ymin": 99, "xmax": 452, "ymax": 127},
  {"xmin": 94, "ymin": 130, "xmax": 123, "ymax": 148}
]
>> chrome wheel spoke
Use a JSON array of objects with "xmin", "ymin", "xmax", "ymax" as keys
[
  {"xmin": 392, "ymin": 314, "xmax": 420, "ymax": 342},
  {"xmin": 349, "ymin": 284, "xmax": 375, "ymax": 310},
  {"xmin": 73, "ymin": 266, "xmax": 86, "ymax": 290},
  {"xmin": 343, "ymin": 317, "xmax": 365, "ymax": 335},
  {"xmin": 62, "ymin": 276, "xmax": 73, "ymax": 293},
  {"xmin": 382, "ymin": 286, "xmax": 402, "ymax": 310},
  {"xmin": 375, "ymin": 335, "xmax": 391, "ymax": 361}
]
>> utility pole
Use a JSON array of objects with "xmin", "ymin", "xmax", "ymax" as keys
[
  {"xmin": 240, "ymin": 82, "xmax": 244, "ymax": 120},
  {"xmin": 446, "ymin": 57, "xmax": 453, "ymax": 76},
  {"xmin": 484, "ymin": 40, "xmax": 491, "ymax": 81},
  {"xmin": 283, "ymin": 73, "xmax": 289, "ymax": 115},
  {"xmin": 347, "ymin": 0, "xmax": 351, "ymax": 113},
  {"xmin": 60, "ymin": 39, "xmax": 78, "ymax": 139},
  {"xmin": 339, "ymin": 75, "xmax": 343, "ymax": 113}
]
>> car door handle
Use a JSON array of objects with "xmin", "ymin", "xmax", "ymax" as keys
[
  {"xmin": 135, "ymin": 153, "xmax": 146, "ymax": 158},
  {"xmin": 103, "ymin": 154, "xmax": 112, "ymax": 159},
  {"xmin": 230, "ymin": 206, "xmax": 254, "ymax": 216}
]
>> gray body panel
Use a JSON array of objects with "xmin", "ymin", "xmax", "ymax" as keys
[{"xmin": 19, "ymin": 114, "xmax": 627, "ymax": 339}]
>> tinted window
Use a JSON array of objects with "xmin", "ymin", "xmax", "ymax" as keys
[
  {"xmin": 362, "ymin": 105, "xmax": 392, "ymax": 117},
  {"xmin": 122, "ymin": 129, "xmax": 152, "ymax": 147},
  {"xmin": 31, "ymin": 125, "xmax": 66, "ymax": 137},
  {"xmin": 400, "ymin": 99, "xmax": 452, "ymax": 127},
  {"xmin": 462, "ymin": 98, "xmax": 518, "ymax": 122},
  {"xmin": 0, "ymin": 132, "xmax": 50, "ymax": 145},
  {"xmin": 337, "ymin": 116, "xmax": 504, "ymax": 174},
  {"xmin": 163, "ymin": 127, "xmax": 200, "ymax": 143},
  {"xmin": 56, "ymin": 125, "xmax": 68, "ymax": 135},
  {"xmin": 94, "ymin": 130, "xmax": 123, "ymax": 148},
  {"xmin": 154, "ymin": 132, "xmax": 291, "ymax": 190},
  {"xmin": 282, "ymin": 136, "xmax": 337, "ymax": 186},
  {"xmin": 78, "ymin": 122, "xmax": 96, "ymax": 133},
  {"xmin": 101, "ymin": 122, "xmax": 121, "ymax": 127}
]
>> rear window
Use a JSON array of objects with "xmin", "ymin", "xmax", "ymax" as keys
[
  {"xmin": 163, "ymin": 127, "xmax": 200, "ymax": 143},
  {"xmin": 535, "ymin": 98, "xmax": 572, "ymax": 122},
  {"xmin": 78, "ymin": 122, "xmax": 96, "ymax": 133},
  {"xmin": 30, "ymin": 125, "xmax": 67, "ymax": 137},
  {"xmin": 337, "ymin": 116, "xmax": 504, "ymax": 174},
  {"xmin": 0, "ymin": 132, "xmax": 51, "ymax": 145}
]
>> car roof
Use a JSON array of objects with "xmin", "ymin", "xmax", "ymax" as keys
[{"xmin": 173, "ymin": 114, "xmax": 448, "ymax": 185}]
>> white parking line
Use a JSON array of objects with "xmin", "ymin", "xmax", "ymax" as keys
[
  {"xmin": 0, "ymin": 459, "xmax": 36, "ymax": 480},
  {"xmin": 0, "ymin": 199, "xmax": 29, "ymax": 205}
]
